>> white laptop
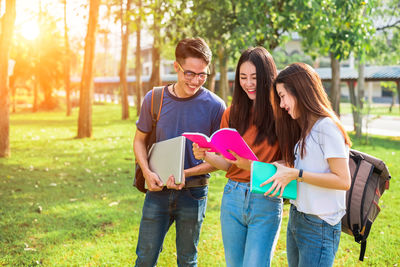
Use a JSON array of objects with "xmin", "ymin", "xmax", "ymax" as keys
[{"xmin": 146, "ymin": 136, "xmax": 186, "ymax": 188}]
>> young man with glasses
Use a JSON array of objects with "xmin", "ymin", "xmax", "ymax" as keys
[{"xmin": 134, "ymin": 37, "xmax": 226, "ymax": 266}]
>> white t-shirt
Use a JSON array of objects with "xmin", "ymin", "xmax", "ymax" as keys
[{"xmin": 290, "ymin": 117, "xmax": 349, "ymax": 225}]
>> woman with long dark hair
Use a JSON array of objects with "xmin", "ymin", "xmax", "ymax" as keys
[
  {"xmin": 193, "ymin": 47, "xmax": 282, "ymax": 267},
  {"xmin": 265, "ymin": 62, "xmax": 352, "ymax": 266}
]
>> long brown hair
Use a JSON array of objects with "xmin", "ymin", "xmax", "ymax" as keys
[
  {"xmin": 272, "ymin": 63, "xmax": 352, "ymax": 165},
  {"xmin": 229, "ymin": 47, "xmax": 277, "ymax": 146}
]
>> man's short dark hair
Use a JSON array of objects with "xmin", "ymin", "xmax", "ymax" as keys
[{"xmin": 175, "ymin": 37, "xmax": 212, "ymax": 65}]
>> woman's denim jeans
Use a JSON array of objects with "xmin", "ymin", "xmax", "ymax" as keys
[
  {"xmin": 220, "ymin": 179, "xmax": 283, "ymax": 267},
  {"xmin": 287, "ymin": 205, "xmax": 341, "ymax": 267},
  {"xmin": 135, "ymin": 186, "xmax": 208, "ymax": 267}
]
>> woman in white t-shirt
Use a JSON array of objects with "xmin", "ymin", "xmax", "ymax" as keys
[{"xmin": 264, "ymin": 62, "xmax": 352, "ymax": 267}]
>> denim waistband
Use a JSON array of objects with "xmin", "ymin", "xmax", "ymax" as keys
[
  {"xmin": 227, "ymin": 179, "xmax": 250, "ymax": 189},
  {"xmin": 291, "ymin": 204, "xmax": 321, "ymax": 220}
]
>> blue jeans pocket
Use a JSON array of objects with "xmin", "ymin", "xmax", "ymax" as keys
[
  {"xmin": 302, "ymin": 213, "xmax": 323, "ymax": 226},
  {"xmin": 187, "ymin": 186, "xmax": 208, "ymax": 200},
  {"xmin": 223, "ymin": 182, "xmax": 234, "ymax": 194}
]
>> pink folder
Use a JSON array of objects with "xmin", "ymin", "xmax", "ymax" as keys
[{"xmin": 182, "ymin": 128, "xmax": 258, "ymax": 161}]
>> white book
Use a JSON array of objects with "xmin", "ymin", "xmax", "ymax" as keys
[{"xmin": 146, "ymin": 136, "xmax": 186, "ymax": 188}]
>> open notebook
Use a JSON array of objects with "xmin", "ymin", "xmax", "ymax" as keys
[
  {"xmin": 182, "ymin": 128, "xmax": 258, "ymax": 161},
  {"xmin": 147, "ymin": 136, "xmax": 186, "ymax": 188}
]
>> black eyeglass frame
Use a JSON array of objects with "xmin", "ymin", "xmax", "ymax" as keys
[{"xmin": 176, "ymin": 62, "xmax": 210, "ymax": 81}]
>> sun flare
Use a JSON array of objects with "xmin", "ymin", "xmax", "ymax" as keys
[{"xmin": 19, "ymin": 21, "xmax": 40, "ymax": 41}]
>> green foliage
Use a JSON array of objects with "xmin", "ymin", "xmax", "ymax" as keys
[
  {"xmin": 234, "ymin": 0, "xmax": 298, "ymax": 50},
  {"xmin": 272, "ymin": 50, "xmax": 314, "ymax": 70},
  {"xmin": 165, "ymin": 0, "xmax": 300, "ymax": 70},
  {"xmin": 1, "ymin": 105, "xmax": 399, "ymax": 266},
  {"xmin": 381, "ymin": 81, "xmax": 398, "ymax": 94},
  {"xmin": 368, "ymin": 0, "xmax": 400, "ymax": 64},
  {"xmin": 296, "ymin": 0, "xmax": 376, "ymax": 60}
]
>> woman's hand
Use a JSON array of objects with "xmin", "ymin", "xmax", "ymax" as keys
[
  {"xmin": 192, "ymin": 143, "xmax": 210, "ymax": 160},
  {"xmin": 223, "ymin": 150, "xmax": 252, "ymax": 171},
  {"xmin": 261, "ymin": 162, "xmax": 297, "ymax": 198}
]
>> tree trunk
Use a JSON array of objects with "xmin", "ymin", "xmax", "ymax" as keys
[
  {"xmin": 64, "ymin": 0, "xmax": 72, "ymax": 116},
  {"xmin": 389, "ymin": 90, "xmax": 395, "ymax": 113},
  {"xmin": 33, "ymin": 0, "xmax": 42, "ymax": 113},
  {"xmin": 43, "ymin": 83, "xmax": 53, "ymax": 109},
  {"xmin": 218, "ymin": 46, "xmax": 229, "ymax": 103},
  {"xmin": 330, "ymin": 53, "xmax": 341, "ymax": 116},
  {"xmin": 119, "ymin": 0, "xmax": 132, "ymax": 120},
  {"xmin": 10, "ymin": 77, "xmax": 16, "ymax": 113},
  {"xmin": 135, "ymin": 0, "xmax": 142, "ymax": 116},
  {"xmin": 207, "ymin": 62, "xmax": 216, "ymax": 93},
  {"xmin": 348, "ymin": 81, "xmax": 359, "ymax": 133},
  {"xmin": 0, "ymin": 0, "xmax": 16, "ymax": 158},
  {"xmin": 397, "ymin": 81, "xmax": 400, "ymax": 113},
  {"xmin": 33, "ymin": 78, "xmax": 39, "ymax": 112},
  {"xmin": 355, "ymin": 62, "xmax": 365, "ymax": 138},
  {"xmin": 77, "ymin": 0, "xmax": 100, "ymax": 138},
  {"xmin": 148, "ymin": 2, "xmax": 161, "ymax": 91},
  {"xmin": 103, "ymin": 3, "xmax": 111, "ymax": 76}
]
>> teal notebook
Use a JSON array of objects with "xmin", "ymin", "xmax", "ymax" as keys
[{"xmin": 250, "ymin": 161, "xmax": 297, "ymax": 200}]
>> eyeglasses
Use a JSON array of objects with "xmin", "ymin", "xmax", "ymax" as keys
[{"xmin": 177, "ymin": 62, "xmax": 209, "ymax": 81}]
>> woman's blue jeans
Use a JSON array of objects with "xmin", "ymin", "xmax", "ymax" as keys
[
  {"xmin": 135, "ymin": 186, "xmax": 208, "ymax": 267},
  {"xmin": 287, "ymin": 205, "xmax": 341, "ymax": 267},
  {"xmin": 220, "ymin": 179, "xmax": 283, "ymax": 267}
]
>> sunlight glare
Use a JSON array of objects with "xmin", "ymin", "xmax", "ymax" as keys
[{"xmin": 20, "ymin": 21, "xmax": 40, "ymax": 40}]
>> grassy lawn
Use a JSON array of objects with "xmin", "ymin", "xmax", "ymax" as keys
[
  {"xmin": 1, "ymin": 104, "xmax": 399, "ymax": 266},
  {"xmin": 340, "ymin": 102, "xmax": 400, "ymax": 117}
]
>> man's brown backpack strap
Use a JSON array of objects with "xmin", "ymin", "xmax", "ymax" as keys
[{"xmin": 133, "ymin": 86, "xmax": 165, "ymax": 193}]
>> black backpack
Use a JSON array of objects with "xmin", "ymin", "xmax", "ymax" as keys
[{"xmin": 342, "ymin": 149, "xmax": 391, "ymax": 261}]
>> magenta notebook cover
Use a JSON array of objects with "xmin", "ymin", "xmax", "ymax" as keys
[{"xmin": 182, "ymin": 128, "xmax": 258, "ymax": 161}]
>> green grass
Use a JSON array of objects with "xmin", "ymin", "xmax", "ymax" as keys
[
  {"xmin": 340, "ymin": 102, "xmax": 400, "ymax": 117},
  {"xmin": 1, "ymin": 104, "xmax": 399, "ymax": 266}
]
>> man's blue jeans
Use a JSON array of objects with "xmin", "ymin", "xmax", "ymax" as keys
[
  {"xmin": 135, "ymin": 186, "xmax": 208, "ymax": 267},
  {"xmin": 287, "ymin": 205, "xmax": 341, "ymax": 267},
  {"xmin": 220, "ymin": 179, "xmax": 283, "ymax": 267}
]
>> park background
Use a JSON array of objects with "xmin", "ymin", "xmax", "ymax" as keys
[{"xmin": 0, "ymin": 0, "xmax": 399, "ymax": 266}]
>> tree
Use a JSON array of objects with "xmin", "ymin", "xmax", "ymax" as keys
[
  {"xmin": 297, "ymin": 0, "xmax": 375, "ymax": 116},
  {"xmin": 147, "ymin": 0, "xmax": 164, "ymax": 91},
  {"xmin": 187, "ymin": 0, "xmax": 239, "ymax": 102},
  {"xmin": 235, "ymin": 0, "xmax": 298, "ymax": 50},
  {"xmin": 134, "ymin": 0, "xmax": 143, "ymax": 116},
  {"xmin": 0, "ymin": 0, "xmax": 16, "ymax": 157},
  {"xmin": 9, "ymin": 35, "xmax": 35, "ymax": 113},
  {"xmin": 33, "ymin": 0, "xmax": 43, "ymax": 112},
  {"xmin": 345, "ymin": 0, "xmax": 399, "ymax": 137},
  {"xmin": 167, "ymin": 0, "xmax": 298, "ymax": 101},
  {"xmin": 370, "ymin": 0, "xmax": 400, "ymax": 111},
  {"xmin": 63, "ymin": 0, "xmax": 72, "ymax": 116},
  {"xmin": 119, "ymin": 0, "xmax": 132, "ymax": 120},
  {"xmin": 36, "ymin": 11, "xmax": 64, "ymax": 110},
  {"xmin": 77, "ymin": 0, "xmax": 100, "ymax": 138}
]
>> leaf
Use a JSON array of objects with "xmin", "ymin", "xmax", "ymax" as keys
[{"xmin": 108, "ymin": 201, "xmax": 120, "ymax": 207}]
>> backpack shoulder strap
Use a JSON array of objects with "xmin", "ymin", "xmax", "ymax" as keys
[{"xmin": 150, "ymin": 86, "xmax": 165, "ymax": 125}]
